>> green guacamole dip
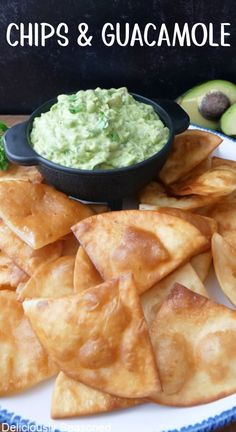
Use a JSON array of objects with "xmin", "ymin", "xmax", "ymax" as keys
[{"xmin": 31, "ymin": 87, "xmax": 169, "ymax": 170}]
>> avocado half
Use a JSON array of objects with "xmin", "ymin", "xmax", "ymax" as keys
[
  {"xmin": 177, "ymin": 80, "xmax": 236, "ymax": 130},
  {"xmin": 220, "ymin": 103, "xmax": 236, "ymax": 136}
]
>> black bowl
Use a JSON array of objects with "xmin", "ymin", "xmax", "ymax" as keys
[{"xmin": 4, "ymin": 94, "xmax": 189, "ymax": 205}]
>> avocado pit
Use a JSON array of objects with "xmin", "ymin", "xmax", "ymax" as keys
[{"xmin": 199, "ymin": 92, "xmax": 230, "ymax": 120}]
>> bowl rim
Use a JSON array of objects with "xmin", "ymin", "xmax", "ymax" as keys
[{"xmin": 26, "ymin": 92, "xmax": 174, "ymax": 175}]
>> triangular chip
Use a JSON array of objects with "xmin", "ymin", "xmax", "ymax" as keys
[
  {"xmin": 17, "ymin": 256, "xmax": 75, "ymax": 301},
  {"xmin": 51, "ymin": 372, "xmax": 143, "ymax": 419},
  {"xmin": 0, "ymin": 220, "xmax": 62, "ymax": 275},
  {"xmin": 190, "ymin": 251, "xmax": 212, "ymax": 282},
  {"xmin": 23, "ymin": 274, "xmax": 160, "ymax": 399},
  {"xmin": 0, "ymin": 250, "xmax": 28, "ymax": 289},
  {"xmin": 141, "ymin": 263, "xmax": 208, "ymax": 327},
  {"xmin": 139, "ymin": 181, "xmax": 220, "ymax": 211},
  {"xmin": 74, "ymin": 247, "xmax": 103, "ymax": 293},
  {"xmin": 159, "ymin": 130, "xmax": 222, "ymax": 185},
  {"xmin": 0, "ymin": 290, "xmax": 58, "ymax": 395},
  {"xmin": 170, "ymin": 166, "xmax": 236, "ymax": 197},
  {"xmin": 208, "ymin": 197, "xmax": 236, "ymax": 247},
  {"xmin": 88, "ymin": 204, "xmax": 109, "ymax": 214},
  {"xmin": 154, "ymin": 208, "xmax": 217, "ymax": 250},
  {"xmin": 0, "ymin": 164, "xmax": 43, "ymax": 183},
  {"xmin": 221, "ymin": 231, "xmax": 236, "ymax": 249},
  {"xmin": 150, "ymin": 284, "xmax": 236, "ymax": 406},
  {"xmin": 72, "ymin": 210, "xmax": 208, "ymax": 293},
  {"xmin": 212, "ymin": 233, "xmax": 236, "ymax": 306},
  {"xmin": 212, "ymin": 156, "xmax": 236, "ymax": 170},
  {"xmin": 61, "ymin": 233, "xmax": 79, "ymax": 256},
  {"xmin": 0, "ymin": 181, "xmax": 93, "ymax": 249}
]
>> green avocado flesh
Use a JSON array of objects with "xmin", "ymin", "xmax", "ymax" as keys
[
  {"xmin": 31, "ymin": 87, "xmax": 169, "ymax": 170},
  {"xmin": 220, "ymin": 103, "xmax": 236, "ymax": 136},
  {"xmin": 177, "ymin": 80, "xmax": 236, "ymax": 130}
]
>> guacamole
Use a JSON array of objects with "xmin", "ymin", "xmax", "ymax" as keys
[{"xmin": 31, "ymin": 87, "xmax": 169, "ymax": 170}]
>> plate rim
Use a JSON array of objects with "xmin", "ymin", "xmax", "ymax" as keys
[
  {"xmin": 1, "ymin": 125, "xmax": 236, "ymax": 432},
  {"xmin": 1, "ymin": 404, "xmax": 236, "ymax": 432},
  {"xmin": 190, "ymin": 123, "xmax": 236, "ymax": 142}
]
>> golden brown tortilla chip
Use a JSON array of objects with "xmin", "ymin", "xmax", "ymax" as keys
[
  {"xmin": 159, "ymin": 130, "xmax": 222, "ymax": 185},
  {"xmin": 212, "ymin": 233, "xmax": 236, "ymax": 306},
  {"xmin": 170, "ymin": 156, "xmax": 213, "ymax": 188},
  {"xmin": 190, "ymin": 251, "xmax": 212, "ymax": 282},
  {"xmin": 139, "ymin": 182, "xmax": 219, "ymax": 211},
  {"xmin": 208, "ymin": 198, "xmax": 236, "ymax": 247},
  {"xmin": 61, "ymin": 233, "xmax": 79, "ymax": 256},
  {"xmin": 0, "ymin": 181, "xmax": 93, "ymax": 249},
  {"xmin": 23, "ymin": 274, "xmax": 160, "ymax": 399},
  {"xmin": 74, "ymin": 247, "xmax": 103, "ymax": 293},
  {"xmin": 0, "ymin": 164, "xmax": 43, "ymax": 183},
  {"xmin": 72, "ymin": 210, "xmax": 208, "ymax": 294},
  {"xmin": 0, "ymin": 290, "xmax": 58, "ymax": 395},
  {"xmin": 51, "ymin": 372, "xmax": 143, "ymax": 418},
  {"xmin": 141, "ymin": 263, "xmax": 208, "ymax": 327},
  {"xmin": 184, "ymin": 156, "xmax": 212, "ymax": 177},
  {"xmin": 17, "ymin": 256, "xmax": 75, "ymax": 301},
  {"xmin": 212, "ymin": 156, "xmax": 236, "ymax": 170},
  {"xmin": 88, "ymin": 204, "xmax": 109, "ymax": 214},
  {"xmin": 0, "ymin": 220, "xmax": 62, "ymax": 275},
  {"xmin": 170, "ymin": 166, "xmax": 236, "ymax": 197},
  {"xmin": 0, "ymin": 250, "xmax": 28, "ymax": 289},
  {"xmin": 155, "ymin": 208, "xmax": 217, "ymax": 250},
  {"xmin": 221, "ymin": 231, "xmax": 236, "ymax": 249},
  {"xmin": 150, "ymin": 283, "xmax": 236, "ymax": 406}
]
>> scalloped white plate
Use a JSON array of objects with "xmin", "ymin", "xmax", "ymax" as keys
[{"xmin": 1, "ymin": 126, "xmax": 236, "ymax": 432}]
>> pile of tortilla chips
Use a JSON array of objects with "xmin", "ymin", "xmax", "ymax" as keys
[{"xmin": 2, "ymin": 128, "xmax": 236, "ymax": 420}]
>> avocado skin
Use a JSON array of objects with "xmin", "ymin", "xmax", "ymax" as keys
[
  {"xmin": 177, "ymin": 80, "xmax": 236, "ymax": 130},
  {"xmin": 220, "ymin": 103, "xmax": 236, "ymax": 136}
]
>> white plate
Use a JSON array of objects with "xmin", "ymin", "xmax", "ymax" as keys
[{"xmin": 1, "ymin": 126, "xmax": 236, "ymax": 432}]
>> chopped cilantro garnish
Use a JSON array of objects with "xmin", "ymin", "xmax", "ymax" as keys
[
  {"xmin": 68, "ymin": 94, "xmax": 77, "ymax": 103},
  {"xmin": 69, "ymin": 104, "xmax": 83, "ymax": 114},
  {"xmin": 98, "ymin": 111, "xmax": 109, "ymax": 130},
  {"xmin": 110, "ymin": 131, "xmax": 119, "ymax": 141},
  {"xmin": 0, "ymin": 121, "xmax": 8, "ymax": 170}
]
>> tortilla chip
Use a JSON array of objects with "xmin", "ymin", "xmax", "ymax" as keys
[
  {"xmin": 150, "ymin": 283, "xmax": 236, "ymax": 406},
  {"xmin": 170, "ymin": 166, "xmax": 236, "ymax": 197},
  {"xmin": 210, "ymin": 202, "xmax": 236, "ymax": 229},
  {"xmin": 208, "ymin": 198, "xmax": 236, "ymax": 247},
  {"xmin": 0, "ymin": 164, "xmax": 43, "ymax": 183},
  {"xmin": 212, "ymin": 233, "xmax": 236, "ymax": 306},
  {"xmin": 139, "ymin": 182, "xmax": 219, "ymax": 211},
  {"xmin": 155, "ymin": 208, "xmax": 217, "ymax": 250},
  {"xmin": 88, "ymin": 204, "xmax": 109, "ymax": 214},
  {"xmin": 51, "ymin": 372, "xmax": 143, "ymax": 419},
  {"xmin": 172, "ymin": 156, "xmax": 213, "ymax": 185},
  {"xmin": 212, "ymin": 156, "xmax": 236, "ymax": 170},
  {"xmin": 72, "ymin": 210, "xmax": 208, "ymax": 294},
  {"xmin": 185, "ymin": 156, "xmax": 212, "ymax": 176},
  {"xmin": 221, "ymin": 231, "xmax": 236, "ymax": 249},
  {"xmin": 141, "ymin": 263, "xmax": 208, "ymax": 327},
  {"xmin": 17, "ymin": 256, "xmax": 75, "ymax": 301},
  {"xmin": 190, "ymin": 251, "xmax": 212, "ymax": 282},
  {"xmin": 0, "ymin": 220, "xmax": 63, "ymax": 275},
  {"xmin": 0, "ymin": 181, "xmax": 93, "ymax": 249},
  {"xmin": 74, "ymin": 247, "xmax": 103, "ymax": 293},
  {"xmin": 61, "ymin": 233, "xmax": 79, "ymax": 256},
  {"xmin": 159, "ymin": 130, "xmax": 222, "ymax": 185},
  {"xmin": 23, "ymin": 274, "xmax": 160, "ymax": 399},
  {"xmin": 0, "ymin": 250, "xmax": 28, "ymax": 289},
  {"xmin": 0, "ymin": 290, "xmax": 57, "ymax": 395}
]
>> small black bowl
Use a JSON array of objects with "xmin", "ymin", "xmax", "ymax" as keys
[{"xmin": 4, "ymin": 94, "xmax": 189, "ymax": 205}]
